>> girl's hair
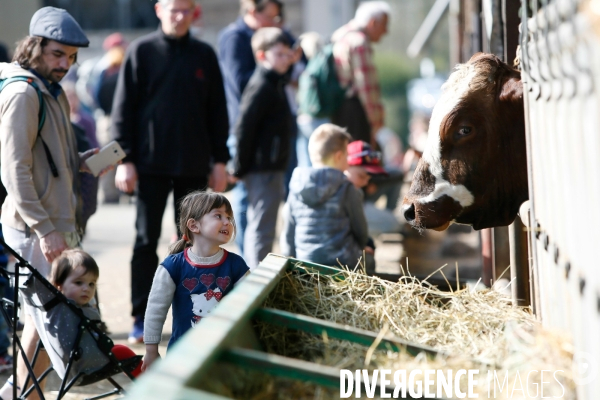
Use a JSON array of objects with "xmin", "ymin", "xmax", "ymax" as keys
[
  {"xmin": 169, "ymin": 191, "xmax": 236, "ymax": 254},
  {"xmin": 50, "ymin": 249, "xmax": 100, "ymax": 287},
  {"xmin": 12, "ymin": 36, "xmax": 49, "ymax": 70}
]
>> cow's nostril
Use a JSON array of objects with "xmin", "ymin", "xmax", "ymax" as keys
[{"xmin": 403, "ymin": 203, "xmax": 416, "ymax": 222}]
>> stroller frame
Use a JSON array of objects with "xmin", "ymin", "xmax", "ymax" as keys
[{"xmin": 0, "ymin": 238, "xmax": 141, "ymax": 400}]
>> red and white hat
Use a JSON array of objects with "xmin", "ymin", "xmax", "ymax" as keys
[{"xmin": 347, "ymin": 141, "xmax": 387, "ymax": 175}]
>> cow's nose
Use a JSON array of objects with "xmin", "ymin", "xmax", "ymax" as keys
[{"xmin": 403, "ymin": 203, "xmax": 416, "ymax": 222}]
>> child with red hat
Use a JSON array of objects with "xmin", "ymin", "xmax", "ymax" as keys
[
  {"xmin": 345, "ymin": 140, "xmax": 391, "ymax": 274},
  {"xmin": 346, "ymin": 139, "xmax": 403, "ymax": 241},
  {"xmin": 346, "ymin": 140, "xmax": 387, "ymax": 188}
]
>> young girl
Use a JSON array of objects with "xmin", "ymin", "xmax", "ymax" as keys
[
  {"xmin": 50, "ymin": 249, "xmax": 143, "ymax": 377},
  {"xmin": 142, "ymin": 191, "xmax": 249, "ymax": 371}
]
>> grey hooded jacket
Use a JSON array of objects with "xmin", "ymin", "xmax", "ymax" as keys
[{"xmin": 280, "ymin": 167, "xmax": 368, "ymax": 267}]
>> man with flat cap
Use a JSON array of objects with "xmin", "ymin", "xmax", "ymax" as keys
[{"xmin": 0, "ymin": 7, "xmax": 96, "ymax": 398}]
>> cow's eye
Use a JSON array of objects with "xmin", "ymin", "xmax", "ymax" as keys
[{"xmin": 458, "ymin": 127, "xmax": 472, "ymax": 136}]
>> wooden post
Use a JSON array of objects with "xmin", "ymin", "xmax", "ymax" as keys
[
  {"xmin": 509, "ymin": 218, "xmax": 530, "ymax": 306},
  {"xmin": 493, "ymin": 226, "xmax": 511, "ymax": 282},
  {"xmin": 481, "ymin": 228, "xmax": 493, "ymax": 286}
]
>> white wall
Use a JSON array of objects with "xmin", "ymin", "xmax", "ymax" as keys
[
  {"xmin": 0, "ymin": 0, "xmax": 42, "ymax": 54},
  {"xmin": 302, "ymin": 0, "xmax": 355, "ymax": 39}
]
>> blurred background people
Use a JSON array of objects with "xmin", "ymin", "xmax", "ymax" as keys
[
  {"xmin": 77, "ymin": 33, "xmax": 128, "ymax": 204},
  {"xmin": 218, "ymin": 0, "xmax": 283, "ymax": 254},
  {"xmin": 95, "ymin": 33, "xmax": 128, "ymax": 118},
  {"xmin": 295, "ymin": 31, "xmax": 325, "ymax": 168},
  {"xmin": 63, "ymin": 82, "xmax": 100, "ymax": 235},
  {"xmin": 331, "ymin": 1, "xmax": 390, "ymax": 145}
]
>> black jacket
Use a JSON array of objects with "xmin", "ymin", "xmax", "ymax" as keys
[
  {"xmin": 233, "ymin": 66, "xmax": 292, "ymax": 177},
  {"xmin": 111, "ymin": 29, "xmax": 229, "ymax": 177}
]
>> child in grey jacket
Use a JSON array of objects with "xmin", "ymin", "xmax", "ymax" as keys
[{"xmin": 280, "ymin": 124, "xmax": 370, "ymax": 269}]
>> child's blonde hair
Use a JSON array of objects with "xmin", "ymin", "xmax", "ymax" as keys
[
  {"xmin": 169, "ymin": 191, "xmax": 236, "ymax": 254},
  {"xmin": 308, "ymin": 123, "xmax": 352, "ymax": 165},
  {"xmin": 50, "ymin": 249, "xmax": 99, "ymax": 287}
]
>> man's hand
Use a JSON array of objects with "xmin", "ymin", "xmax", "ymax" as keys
[
  {"xmin": 345, "ymin": 166, "xmax": 371, "ymax": 189},
  {"xmin": 79, "ymin": 148, "xmax": 117, "ymax": 177},
  {"xmin": 40, "ymin": 231, "xmax": 68, "ymax": 263},
  {"xmin": 79, "ymin": 148, "xmax": 99, "ymax": 173},
  {"xmin": 209, "ymin": 163, "xmax": 227, "ymax": 192},
  {"xmin": 141, "ymin": 344, "xmax": 161, "ymax": 372},
  {"xmin": 115, "ymin": 162, "xmax": 138, "ymax": 194},
  {"xmin": 79, "ymin": 147, "xmax": 121, "ymax": 176}
]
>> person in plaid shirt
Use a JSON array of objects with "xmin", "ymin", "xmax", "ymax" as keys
[{"xmin": 331, "ymin": 1, "xmax": 390, "ymax": 146}]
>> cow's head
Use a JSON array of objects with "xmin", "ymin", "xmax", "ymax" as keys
[{"xmin": 402, "ymin": 53, "xmax": 528, "ymax": 231}]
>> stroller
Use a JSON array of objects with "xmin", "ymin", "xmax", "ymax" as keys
[{"xmin": 0, "ymin": 238, "xmax": 141, "ymax": 400}]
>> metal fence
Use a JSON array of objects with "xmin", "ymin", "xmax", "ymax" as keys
[{"xmin": 520, "ymin": 0, "xmax": 600, "ymax": 396}]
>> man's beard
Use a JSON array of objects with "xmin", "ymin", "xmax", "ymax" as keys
[{"xmin": 49, "ymin": 69, "xmax": 68, "ymax": 82}]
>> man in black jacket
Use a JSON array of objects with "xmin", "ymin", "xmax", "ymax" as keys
[{"xmin": 111, "ymin": 0, "xmax": 229, "ymax": 343}]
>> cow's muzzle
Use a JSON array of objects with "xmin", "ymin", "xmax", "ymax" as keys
[
  {"xmin": 402, "ymin": 195, "xmax": 463, "ymax": 231},
  {"xmin": 403, "ymin": 203, "xmax": 416, "ymax": 223}
]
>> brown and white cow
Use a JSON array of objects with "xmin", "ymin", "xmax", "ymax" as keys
[{"xmin": 402, "ymin": 53, "xmax": 528, "ymax": 231}]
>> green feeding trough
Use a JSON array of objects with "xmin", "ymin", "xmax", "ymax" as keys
[{"xmin": 126, "ymin": 254, "xmax": 444, "ymax": 399}]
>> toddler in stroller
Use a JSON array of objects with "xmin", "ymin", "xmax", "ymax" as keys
[
  {"xmin": 48, "ymin": 250, "xmax": 142, "ymax": 377},
  {"xmin": 0, "ymin": 246, "xmax": 141, "ymax": 400}
]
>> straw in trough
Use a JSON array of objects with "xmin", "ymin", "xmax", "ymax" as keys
[{"xmin": 200, "ymin": 263, "xmax": 576, "ymax": 399}]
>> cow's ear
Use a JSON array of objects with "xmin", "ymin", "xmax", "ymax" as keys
[{"xmin": 498, "ymin": 76, "xmax": 523, "ymax": 105}]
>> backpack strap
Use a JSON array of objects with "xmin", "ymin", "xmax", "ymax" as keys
[{"xmin": 0, "ymin": 76, "xmax": 59, "ymax": 177}]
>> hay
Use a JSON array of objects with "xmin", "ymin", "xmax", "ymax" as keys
[
  {"xmin": 203, "ymin": 263, "xmax": 576, "ymax": 399},
  {"xmin": 261, "ymin": 265, "xmax": 534, "ymax": 362}
]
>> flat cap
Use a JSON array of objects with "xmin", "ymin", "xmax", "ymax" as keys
[{"xmin": 29, "ymin": 7, "xmax": 89, "ymax": 47}]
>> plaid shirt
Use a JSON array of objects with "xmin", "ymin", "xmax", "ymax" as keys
[{"xmin": 332, "ymin": 21, "xmax": 384, "ymax": 130}]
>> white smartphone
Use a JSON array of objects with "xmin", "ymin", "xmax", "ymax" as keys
[{"xmin": 85, "ymin": 141, "xmax": 126, "ymax": 177}]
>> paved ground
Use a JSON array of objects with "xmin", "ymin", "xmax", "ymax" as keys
[{"xmin": 0, "ymin": 189, "xmax": 481, "ymax": 399}]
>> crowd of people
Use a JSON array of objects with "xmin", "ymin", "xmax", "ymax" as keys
[{"xmin": 0, "ymin": 0, "xmax": 408, "ymax": 396}]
